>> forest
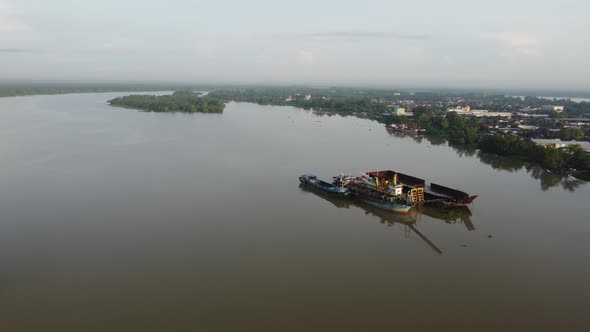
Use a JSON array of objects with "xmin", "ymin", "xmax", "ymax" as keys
[
  {"xmin": 208, "ymin": 88, "xmax": 391, "ymax": 121},
  {"xmin": 108, "ymin": 91, "xmax": 225, "ymax": 113}
]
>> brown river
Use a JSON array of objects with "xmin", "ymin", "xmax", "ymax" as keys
[{"xmin": 1, "ymin": 93, "xmax": 589, "ymax": 331}]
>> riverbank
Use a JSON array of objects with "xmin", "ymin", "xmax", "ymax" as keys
[
  {"xmin": 573, "ymin": 171, "xmax": 590, "ymax": 181},
  {"xmin": 208, "ymin": 89, "xmax": 590, "ymax": 180},
  {"xmin": 0, "ymin": 83, "xmax": 191, "ymax": 98}
]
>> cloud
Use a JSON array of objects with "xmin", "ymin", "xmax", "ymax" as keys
[
  {"xmin": 480, "ymin": 33, "xmax": 542, "ymax": 58},
  {"xmin": 304, "ymin": 31, "xmax": 430, "ymax": 40},
  {"xmin": 471, "ymin": 32, "xmax": 543, "ymax": 59},
  {"xmin": 0, "ymin": 47, "xmax": 32, "ymax": 53},
  {"xmin": 0, "ymin": 16, "xmax": 30, "ymax": 33},
  {"xmin": 193, "ymin": 37, "xmax": 217, "ymax": 57},
  {"xmin": 501, "ymin": 33, "xmax": 542, "ymax": 57},
  {"xmin": 296, "ymin": 49, "xmax": 314, "ymax": 64},
  {"xmin": 0, "ymin": 1, "xmax": 31, "ymax": 33},
  {"xmin": 0, "ymin": 1, "xmax": 36, "ymax": 53}
]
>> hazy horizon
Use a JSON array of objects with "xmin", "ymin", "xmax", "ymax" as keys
[{"xmin": 1, "ymin": 0, "xmax": 589, "ymax": 90}]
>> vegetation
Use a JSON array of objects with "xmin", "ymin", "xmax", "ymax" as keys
[
  {"xmin": 559, "ymin": 127, "xmax": 585, "ymax": 141},
  {"xmin": 209, "ymin": 88, "xmax": 390, "ymax": 121},
  {"xmin": 411, "ymin": 136, "xmax": 588, "ymax": 191},
  {"xmin": 5, "ymin": 84, "xmax": 588, "ymax": 179},
  {"xmin": 522, "ymin": 96, "xmax": 590, "ymax": 118},
  {"xmin": 388, "ymin": 108, "xmax": 483, "ymax": 144},
  {"xmin": 108, "ymin": 91, "xmax": 225, "ymax": 113},
  {"xmin": 0, "ymin": 83, "xmax": 192, "ymax": 98},
  {"xmin": 386, "ymin": 109, "xmax": 590, "ymax": 176},
  {"xmin": 573, "ymin": 171, "xmax": 590, "ymax": 181},
  {"xmin": 478, "ymin": 134, "xmax": 590, "ymax": 171},
  {"xmin": 209, "ymin": 87, "xmax": 590, "ymax": 177}
]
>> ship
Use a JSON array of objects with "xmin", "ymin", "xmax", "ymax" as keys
[
  {"xmin": 364, "ymin": 170, "xmax": 478, "ymax": 207},
  {"xmin": 300, "ymin": 170, "xmax": 477, "ymax": 214},
  {"xmin": 336, "ymin": 173, "xmax": 423, "ymax": 214},
  {"xmin": 335, "ymin": 170, "xmax": 476, "ymax": 210},
  {"xmin": 299, "ymin": 174, "xmax": 349, "ymax": 196},
  {"xmin": 346, "ymin": 179, "xmax": 412, "ymax": 213}
]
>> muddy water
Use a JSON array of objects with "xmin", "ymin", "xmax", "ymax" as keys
[{"xmin": 1, "ymin": 93, "xmax": 589, "ymax": 331}]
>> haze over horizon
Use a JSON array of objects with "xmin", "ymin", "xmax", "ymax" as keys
[{"xmin": 1, "ymin": 0, "xmax": 589, "ymax": 90}]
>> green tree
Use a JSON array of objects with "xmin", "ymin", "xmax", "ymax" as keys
[{"xmin": 559, "ymin": 127, "xmax": 585, "ymax": 141}]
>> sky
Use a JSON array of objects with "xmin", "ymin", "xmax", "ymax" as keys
[{"xmin": 1, "ymin": 0, "xmax": 589, "ymax": 90}]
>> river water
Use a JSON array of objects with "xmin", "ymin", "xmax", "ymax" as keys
[{"xmin": 1, "ymin": 93, "xmax": 589, "ymax": 331}]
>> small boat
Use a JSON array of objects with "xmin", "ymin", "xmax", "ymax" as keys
[{"xmin": 299, "ymin": 174, "xmax": 349, "ymax": 196}]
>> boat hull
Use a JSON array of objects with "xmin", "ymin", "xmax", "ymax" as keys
[{"xmin": 359, "ymin": 198, "xmax": 413, "ymax": 214}]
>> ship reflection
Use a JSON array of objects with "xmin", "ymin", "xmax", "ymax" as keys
[{"xmin": 299, "ymin": 184, "xmax": 475, "ymax": 255}]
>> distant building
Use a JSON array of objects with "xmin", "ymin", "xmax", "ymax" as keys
[
  {"xmin": 559, "ymin": 118, "xmax": 590, "ymax": 122},
  {"xmin": 448, "ymin": 107, "xmax": 511, "ymax": 117},
  {"xmin": 285, "ymin": 96, "xmax": 293, "ymax": 102},
  {"xmin": 304, "ymin": 94, "xmax": 312, "ymax": 101},
  {"xmin": 519, "ymin": 106, "xmax": 537, "ymax": 113},
  {"xmin": 541, "ymin": 105, "xmax": 564, "ymax": 112},
  {"xmin": 481, "ymin": 111, "xmax": 512, "ymax": 117},
  {"xmin": 447, "ymin": 106, "xmax": 470, "ymax": 112},
  {"xmin": 518, "ymin": 125, "xmax": 538, "ymax": 130},
  {"xmin": 517, "ymin": 112, "xmax": 549, "ymax": 118},
  {"xmin": 531, "ymin": 139, "xmax": 590, "ymax": 152},
  {"xmin": 394, "ymin": 107, "xmax": 406, "ymax": 116}
]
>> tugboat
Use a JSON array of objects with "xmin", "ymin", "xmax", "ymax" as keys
[
  {"xmin": 299, "ymin": 174, "xmax": 349, "ymax": 196},
  {"xmin": 345, "ymin": 173, "xmax": 418, "ymax": 214}
]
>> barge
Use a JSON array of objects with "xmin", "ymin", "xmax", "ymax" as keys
[
  {"xmin": 302, "ymin": 170, "xmax": 477, "ymax": 214},
  {"xmin": 364, "ymin": 170, "xmax": 478, "ymax": 207}
]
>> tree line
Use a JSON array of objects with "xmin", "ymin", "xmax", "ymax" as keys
[
  {"xmin": 189, "ymin": 88, "xmax": 590, "ymax": 177},
  {"xmin": 387, "ymin": 108, "xmax": 589, "ymax": 173},
  {"xmin": 208, "ymin": 89, "xmax": 390, "ymax": 121},
  {"xmin": 108, "ymin": 91, "xmax": 225, "ymax": 113},
  {"xmin": 478, "ymin": 134, "xmax": 590, "ymax": 171}
]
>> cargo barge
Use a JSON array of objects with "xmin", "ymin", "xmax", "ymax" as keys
[
  {"xmin": 364, "ymin": 170, "xmax": 478, "ymax": 207},
  {"xmin": 300, "ymin": 170, "xmax": 477, "ymax": 214}
]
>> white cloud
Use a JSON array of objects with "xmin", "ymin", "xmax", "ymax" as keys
[
  {"xmin": 471, "ymin": 32, "xmax": 543, "ymax": 58},
  {"xmin": 0, "ymin": 1, "xmax": 31, "ymax": 33},
  {"xmin": 0, "ymin": 0, "xmax": 35, "ymax": 54},
  {"xmin": 296, "ymin": 49, "xmax": 314, "ymax": 64},
  {"xmin": 193, "ymin": 36, "xmax": 218, "ymax": 57},
  {"xmin": 500, "ymin": 33, "xmax": 543, "ymax": 57}
]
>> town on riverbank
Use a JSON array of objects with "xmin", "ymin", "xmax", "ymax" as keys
[
  {"xmin": 2, "ymin": 83, "xmax": 589, "ymax": 180},
  {"xmin": 207, "ymin": 87, "xmax": 590, "ymax": 180}
]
